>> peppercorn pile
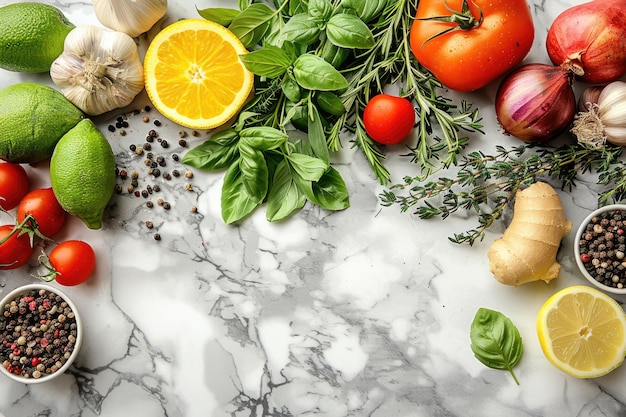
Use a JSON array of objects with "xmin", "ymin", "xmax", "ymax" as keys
[
  {"xmin": 578, "ymin": 209, "xmax": 626, "ymax": 289},
  {"xmin": 0, "ymin": 288, "xmax": 79, "ymax": 379}
]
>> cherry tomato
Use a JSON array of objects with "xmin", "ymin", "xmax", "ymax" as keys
[
  {"xmin": 363, "ymin": 94, "xmax": 416, "ymax": 145},
  {"xmin": 0, "ymin": 162, "xmax": 29, "ymax": 210},
  {"xmin": 17, "ymin": 188, "xmax": 67, "ymax": 238},
  {"xmin": 49, "ymin": 240, "xmax": 96, "ymax": 286},
  {"xmin": 0, "ymin": 224, "xmax": 34, "ymax": 270},
  {"xmin": 410, "ymin": 0, "xmax": 534, "ymax": 92}
]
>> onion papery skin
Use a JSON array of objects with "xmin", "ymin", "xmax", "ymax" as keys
[
  {"xmin": 495, "ymin": 64, "xmax": 576, "ymax": 144},
  {"xmin": 546, "ymin": 0, "xmax": 626, "ymax": 84}
]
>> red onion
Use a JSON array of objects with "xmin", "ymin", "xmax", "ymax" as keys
[
  {"xmin": 495, "ymin": 64, "xmax": 576, "ymax": 144},
  {"xmin": 546, "ymin": 0, "xmax": 626, "ymax": 84}
]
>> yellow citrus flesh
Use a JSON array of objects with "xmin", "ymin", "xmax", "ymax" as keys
[
  {"xmin": 537, "ymin": 285, "xmax": 626, "ymax": 378},
  {"xmin": 143, "ymin": 19, "xmax": 254, "ymax": 130}
]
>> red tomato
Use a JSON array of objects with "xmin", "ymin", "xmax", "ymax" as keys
[
  {"xmin": 0, "ymin": 224, "xmax": 34, "ymax": 270},
  {"xmin": 49, "ymin": 240, "xmax": 96, "ymax": 286},
  {"xmin": 17, "ymin": 188, "xmax": 67, "ymax": 238},
  {"xmin": 410, "ymin": 0, "xmax": 534, "ymax": 92},
  {"xmin": 363, "ymin": 94, "xmax": 416, "ymax": 145},
  {"xmin": 0, "ymin": 162, "xmax": 29, "ymax": 210}
]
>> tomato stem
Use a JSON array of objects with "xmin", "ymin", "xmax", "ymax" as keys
[{"xmin": 417, "ymin": 0, "xmax": 484, "ymax": 47}]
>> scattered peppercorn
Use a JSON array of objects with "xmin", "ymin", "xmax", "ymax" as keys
[
  {"xmin": 178, "ymin": 131, "xmax": 187, "ymax": 138},
  {"xmin": 143, "ymin": 116, "xmax": 149, "ymax": 123},
  {"xmin": 154, "ymin": 120, "xmax": 162, "ymax": 127},
  {"xmin": 172, "ymin": 154, "xmax": 180, "ymax": 162},
  {"xmin": 144, "ymin": 105, "xmax": 151, "ymax": 112},
  {"xmin": 145, "ymin": 221, "xmax": 153, "ymax": 229},
  {"xmin": 154, "ymin": 233, "xmax": 161, "ymax": 241},
  {"xmin": 146, "ymin": 201, "xmax": 154, "ymax": 208},
  {"xmin": 163, "ymin": 202, "xmax": 171, "ymax": 210},
  {"xmin": 161, "ymin": 140, "xmax": 169, "ymax": 149},
  {"xmin": 178, "ymin": 139, "xmax": 187, "ymax": 147},
  {"xmin": 107, "ymin": 125, "xmax": 116, "ymax": 132},
  {"xmin": 144, "ymin": 143, "xmax": 152, "ymax": 151}
]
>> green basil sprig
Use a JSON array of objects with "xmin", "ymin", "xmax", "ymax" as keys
[
  {"xmin": 193, "ymin": 0, "xmax": 483, "ymax": 224},
  {"xmin": 470, "ymin": 308, "xmax": 523, "ymax": 385}
]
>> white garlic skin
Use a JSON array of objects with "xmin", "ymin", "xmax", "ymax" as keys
[
  {"xmin": 597, "ymin": 81, "xmax": 626, "ymax": 146},
  {"xmin": 50, "ymin": 25, "xmax": 145, "ymax": 116},
  {"xmin": 93, "ymin": 0, "xmax": 167, "ymax": 38}
]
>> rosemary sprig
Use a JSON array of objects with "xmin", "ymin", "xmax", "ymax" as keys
[{"xmin": 381, "ymin": 143, "xmax": 625, "ymax": 245}]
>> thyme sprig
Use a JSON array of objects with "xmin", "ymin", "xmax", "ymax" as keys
[{"xmin": 381, "ymin": 143, "xmax": 626, "ymax": 245}]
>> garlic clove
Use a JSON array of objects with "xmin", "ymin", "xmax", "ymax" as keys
[{"xmin": 92, "ymin": 0, "xmax": 167, "ymax": 38}]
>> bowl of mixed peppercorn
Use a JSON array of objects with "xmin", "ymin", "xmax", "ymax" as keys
[
  {"xmin": 575, "ymin": 204, "xmax": 626, "ymax": 295},
  {"xmin": 0, "ymin": 284, "xmax": 82, "ymax": 383}
]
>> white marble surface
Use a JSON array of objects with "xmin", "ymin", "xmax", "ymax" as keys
[{"xmin": 1, "ymin": 0, "xmax": 625, "ymax": 416}]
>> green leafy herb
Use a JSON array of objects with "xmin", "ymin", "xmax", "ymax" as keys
[
  {"xmin": 381, "ymin": 143, "xmax": 626, "ymax": 245},
  {"xmin": 470, "ymin": 308, "xmax": 523, "ymax": 385},
  {"xmin": 192, "ymin": 0, "xmax": 483, "ymax": 223}
]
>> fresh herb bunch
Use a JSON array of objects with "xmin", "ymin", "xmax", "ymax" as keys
[
  {"xmin": 381, "ymin": 142, "xmax": 626, "ymax": 245},
  {"xmin": 184, "ymin": 0, "xmax": 483, "ymax": 223}
]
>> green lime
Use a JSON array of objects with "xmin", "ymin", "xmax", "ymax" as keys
[
  {"xmin": 50, "ymin": 119, "xmax": 116, "ymax": 230},
  {"xmin": 0, "ymin": 2, "xmax": 74, "ymax": 73},
  {"xmin": 0, "ymin": 82, "xmax": 84, "ymax": 163}
]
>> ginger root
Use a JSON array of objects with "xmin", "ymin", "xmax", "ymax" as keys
[{"xmin": 488, "ymin": 182, "xmax": 572, "ymax": 286}]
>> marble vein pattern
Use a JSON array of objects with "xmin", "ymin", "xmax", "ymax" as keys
[{"xmin": 1, "ymin": 0, "xmax": 626, "ymax": 416}]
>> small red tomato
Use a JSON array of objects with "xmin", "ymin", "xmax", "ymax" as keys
[
  {"xmin": 0, "ymin": 162, "xmax": 29, "ymax": 210},
  {"xmin": 17, "ymin": 188, "xmax": 67, "ymax": 238},
  {"xmin": 363, "ymin": 94, "xmax": 416, "ymax": 145},
  {"xmin": 0, "ymin": 224, "xmax": 34, "ymax": 270},
  {"xmin": 49, "ymin": 240, "xmax": 96, "ymax": 286}
]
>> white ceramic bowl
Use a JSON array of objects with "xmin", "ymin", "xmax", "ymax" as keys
[
  {"xmin": 575, "ymin": 204, "xmax": 626, "ymax": 295},
  {"xmin": 0, "ymin": 284, "xmax": 83, "ymax": 384}
]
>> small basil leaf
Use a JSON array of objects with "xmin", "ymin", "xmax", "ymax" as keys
[
  {"xmin": 319, "ymin": 41, "xmax": 351, "ymax": 68},
  {"xmin": 326, "ymin": 14, "xmax": 375, "ymax": 49},
  {"xmin": 281, "ymin": 76, "xmax": 301, "ymax": 102},
  {"xmin": 312, "ymin": 166, "xmax": 350, "ymax": 210},
  {"xmin": 286, "ymin": 152, "xmax": 328, "ymax": 182},
  {"xmin": 280, "ymin": 13, "xmax": 321, "ymax": 45},
  {"xmin": 316, "ymin": 91, "xmax": 346, "ymax": 116},
  {"xmin": 266, "ymin": 160, "xmax": 306, "ymax": 221},
  {"xmin": 293, "ymin": 54, "xmax": 349, "ymax": 91},
  {"xmin": 221, "ymin": 161, "xmax": 261, "ymax": 224},
  {"xmin": 470, "ymin": 308, "xmax": 523, "ymax": 385},
  {"xmin": 308, "ymin": 0, "xmax": 333, "ymax": 20},
  {"xmin": 240, "ymin": 46, "xmax": 293, "ymax": 78},
  {"xmin": 181, "ymin": 129, "xmax": 240, "ymax": 170},
  {"xmin": 228, "ymin": 3, "xmax": 274, "ymax": 48},
  {"xmin": 240, "ymin": 126, "xmax": 288, "ymax": 150},
  {"xmin": 239, "ymin": 143, "xmax": 269, "ymax": 203},
  {"xmin": 196, "ymin": 7, "xmax": 240, "ymax": 26},
  {"xmin": 307, "ymin": 105, "xmax": 329, "ymax": 163}
]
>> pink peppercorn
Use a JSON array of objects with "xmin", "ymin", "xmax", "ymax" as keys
[{"xmin": 580, "ymin": 253, "xmax": 592, "ymax": 263}]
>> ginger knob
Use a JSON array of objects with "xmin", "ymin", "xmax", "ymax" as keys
[{"xmin": 488, "ymin": 182, "xmax": 572, "ymax": 286}]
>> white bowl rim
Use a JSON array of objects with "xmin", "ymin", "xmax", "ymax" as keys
[
  {"xmin": 0, "ymin": 283, "xmax": 83, "ymax": 384},
  {"xmin": 574, "ymin": 204, "xmax": 626, "ymax": 295}
]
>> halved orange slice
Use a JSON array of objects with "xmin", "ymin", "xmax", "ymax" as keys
[{"xmin": 143, "ymin": 19, "xmax": 254, "ymax": 130}]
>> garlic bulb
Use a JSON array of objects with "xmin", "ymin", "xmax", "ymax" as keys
[
  {"xmin": 50, "ymin": 25, "xmax": 144, "ymax": 116},
  {"xmin": 93, "ymin": 0, "xmax": 167, "ymax": 38},
  {"xmin": 571, "ymin": 81, "xmax": 626, "ymax": 148}
]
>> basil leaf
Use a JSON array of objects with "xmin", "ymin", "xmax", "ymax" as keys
[
  {"xmin": 221, "ymin": 161, "xmax": 261, "ymax": 224},
  {"xmin": 286, "ymin": 152, "xmax": 328, "ymax": 182},
  {"xmin": 308, "ymin": 0, "xmax": 333, "ymax": 20},
  {"xmin": 326, "ymin": 14, "xmax": 375, "ymax": 49},
  {"xmin": 266, "ymin": 160, "xmax": 306, "ymax": 221},
  {"xmin": 239, "ymin": 143, "xmax": 269, "ymax": 203},
  {"xmin": 339, "ymin": 0, "xmax": 387, "ymax": 22},
  {"xmin": 240, "ymin": 46, "xmax": 293, "ymax": 78},
  {"xmin": 312, "ymin": 166, "xmax": 350, "ymax": 210},
  {"xmin": 196, "ymin": 7, "xmax": 240, "ymax": 26},
  {"xmin": 307, "ymin": 105, "xmax": 329, "ymax": 163},
  {"xmin": 182, "ymin": 129, "xmax": 240, "ymax": 170},
  {"xmin": 319, "ymin": 41, "xmax": 350, "ymax": 68},
  {"xmin": 280, "ymin": 13, "xmax": 321, "ymax": 45},
  {"xmin": 316, "ymin": 91, "xmax": 346, "ymax": 116},
  {"xmin": 240, "ymin": 126, "xmax": 288, "ymax": 150},
  {"xmin": 281, "ymin": 76, "xmax": 301, "ymax": 102},
  {"xmin": 293, "ymin": 55, "xmax": 348, "ymax": 91},
  {"xmin": 470, "ymin": 308, "xmax": 523, "ymax": 385},
  {"xmin": 228, "ymin": 3, "xmax": 274, "ymax": 48}
]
